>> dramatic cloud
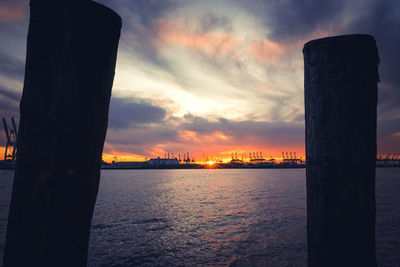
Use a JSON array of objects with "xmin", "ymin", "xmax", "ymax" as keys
[
  {"xmin": 239, "ymin": 0, "xmax": 348, "ymax": 42},
  {"xmin": 0, "ymin": 51, "xmax": 25, "ymax": 79},
  {"xmin": 154, "ymin": 18, "xmax": 241, "ymax": 58},
  {"xmin": 0, "ymin": 85, "xmax": 21, "ymax": 103},
  {"xmin": 180, "ymin": 114, "xmax": 304, "ymax": 148},
  {"xmin": 97, "ymin": 0, "xmax": 177, "ymax": 67},
  {"xmin": 1, "ymin": 0, "xmax": 399, "ymax": 160},
  {"xmin": 104, "ymin": 113, "xmax": 304, "ymax": 161},
  {"xmin": 108, "ymin": 97, "xmax": 167, "ymax": 129}
]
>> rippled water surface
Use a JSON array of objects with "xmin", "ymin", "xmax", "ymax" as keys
[{"xmin": 0, "ymin": 168, "xmax": 399, "ymax": 266}]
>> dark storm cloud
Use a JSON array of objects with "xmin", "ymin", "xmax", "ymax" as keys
[
  {"xmin": 344, "ymin": 0, "xmax": 400, "ymax": 86},
  {"xmin": 199, "ymin": 13, "xmax": 232, "ymax": 33},
  {"xmin": 343, "ymin": 0, "xmax": 400, "ymax": 153},
  {"xmin": 237, "ymin": 0, "xmax": 400, "ymax": 151},
  {"xmin": 105, "ymin": 112, "xmax": 304, "ymax": 156},
  {"xmin": 108, "ymin": 97, "xmax": 167, "ymax": 129},
  {"xmin": 0, "ymin": 0, "xmax": 399, "ymax": 154},
  {"xmin": 104, "ymin": 120, "xmax": 179, "ymax": 156},
  {"xmin": 106, "ymin": 124, "xmax": 178, "ymax": 147},
  {"xmin": 239, "ymin": 0, "xmax": 347, "ymax": 42},
  {"xmin": 0, "ymin": 97, "xmax": 19, "ymax": 118},
  {"xmin": 237, "ymin": 0, "xmax": 400, "ymax": 83},
  {"xmin": 181, "ymin": 114, "xmax": 304, "ymax": 146},
  {"xmin": 0, "ymin": 51, "xmax": 25, "ymax": 79},
  {"xmin": 96, "ymin": 0, "xmax": 177, "ymax": 66},
  {"xmin": 121, "ymin": 0, "xmax": 177, "ymax": 26},
  {"xmin": 0, "ymin": 55, "xmax": 23, "ymax": 148},
  {"xmin": 96, "ymin": 0, "xmax": 235, "ymax": 76},
  {"xmin": 0, "ymin": 86, "xmax": 20, "ymax": 122},
  {"xmin": 0, "ymin": 85, "xmax": 21, "ymax": 102}
]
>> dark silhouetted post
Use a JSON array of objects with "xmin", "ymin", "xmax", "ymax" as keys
[
  {"xmin": 3, "ymin": 1, "xmax": 121, "ymax": 266},
  {"xmin": 304, "ymin": 34, "xmax": 379, "ymax": 267}
]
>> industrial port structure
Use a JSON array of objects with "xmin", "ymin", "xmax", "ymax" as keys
[
  {"xmin": 376, "ymin": 153, "xmax": 400, "ymax": 167},
  {"xmin": 102, "ymin": 151, "xmax": 400, "ymax": 169},
  {"xmin": 2, "ymin": 117, "xmax": 18, "ymax": 161},
  {"xmin": 1, "ymin": 117, "xmax": 400, "ymax": 169},
  {"xmin": 1, "ymin": 117, "xmax": 18, "ymax": 168}
]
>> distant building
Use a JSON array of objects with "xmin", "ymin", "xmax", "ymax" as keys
[
  {"xmin": 147, "ymin": 157, "xmax": 179, "ymax": 166},
  {"xmin": 109, "ymin": 161, "xmax": 146, "ymax": 168}
]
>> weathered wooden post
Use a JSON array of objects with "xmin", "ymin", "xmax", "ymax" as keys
[
  {"xmin": 3, "ymin": 1, "xmax": 121, "ymax": 266},
  {"xmin": 304, "ymin": 34, "xmax": 379, "ymax": 266}
]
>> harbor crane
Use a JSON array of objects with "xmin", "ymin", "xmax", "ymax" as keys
[{"xmin": 2, "ymin": 117, "xmax": 18, "ymax": 161}]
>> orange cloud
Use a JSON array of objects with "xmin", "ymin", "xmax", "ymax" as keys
[
  {"xmin": 247, "ymin": 39, "xmax": 285, "ymax": 63},
  {"xmin": 0, "ymin": 4, "xmax": 28, "ymax": 22},
  {"xmin": 155, "ymin": 19, "xmax": 240, "ymax": 57},
  {"xmin": 214, "ymin": 131, "xmax": 228, "ymax": 140}
]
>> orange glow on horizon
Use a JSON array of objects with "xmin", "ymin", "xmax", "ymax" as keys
[
  {"xmin": 1, "ymin": 144, "xmax": 305, "ymax": 164},
  {"xmin": 1, "ymin": 143, "xmax": 305, "ymax": 164},
  {"xmin": 102, "ymin": 152, "xmax": 145, "ymax": 163},
  {"xmin": 100, "ymin": 149, "xmax": 306, "ymax": 164},
  {"xmin": 0, "ymin": 146, "xmax": 5, "ymax": 160}
]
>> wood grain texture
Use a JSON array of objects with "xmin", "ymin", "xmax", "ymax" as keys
[
  {"xmin": 3, "ymin": 1, "xmax": 121, "ymax": 266},
  {"xmin": 304, "ymin": 34, "xmax": 379, "ymax": 267}
]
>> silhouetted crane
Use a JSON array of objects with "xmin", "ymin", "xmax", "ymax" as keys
[{"xmin": 2, "ymin": 117, "xmax": 17, "ymax": 161}]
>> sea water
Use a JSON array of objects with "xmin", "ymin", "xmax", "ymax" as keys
[{"xmin": 0, "ymin": 168, "xmax": 399, "ymax": 266}]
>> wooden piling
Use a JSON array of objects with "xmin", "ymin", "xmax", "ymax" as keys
[
  {"xmin": 304, "ymin": 34, "xmax": 379, "ymax": 266},
  {"xmin": 3, "ymin": 1, "xmax": 121, "ymax": 266}
]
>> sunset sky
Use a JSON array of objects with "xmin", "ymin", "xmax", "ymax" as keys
[{"xmin": 0, "ymin": 0, "xmax": 399, "ymax": 162}]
